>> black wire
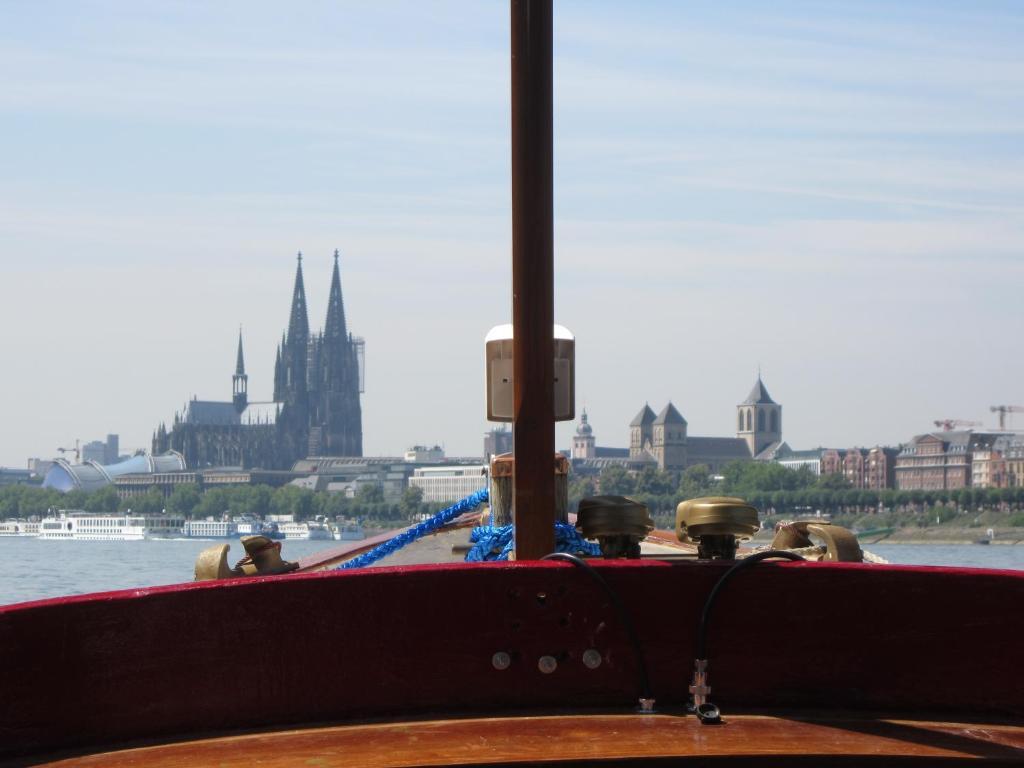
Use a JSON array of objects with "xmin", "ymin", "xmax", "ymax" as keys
[
  {"xmin": 541, "ymin": 552, "xmax": 652, "ymax": 701},
  {"xmin": 695, "ymin": 550, "xmax": 805, "ymax": 660}
]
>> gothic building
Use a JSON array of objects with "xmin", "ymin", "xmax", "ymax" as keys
[{"xmin": 153, "ymin": 251, "xmax": 364, "ymax": 469}]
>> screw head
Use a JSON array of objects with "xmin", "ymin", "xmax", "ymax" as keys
[
  {"xmin": 537, "ymin": 655, "xmax": 558, "ymax": 674},
  {"xmin": 491, "ymin": 652, "xmax": 511, "ymax": 671},
  {"xmin": 582, "ymin": 648, "xmax": 602, "ymax": 669}
]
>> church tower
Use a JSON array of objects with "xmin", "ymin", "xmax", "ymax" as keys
[
  {"xmin": 232, "ymin": 329, "xmax": 248, "ymax": 413},
  {"xmin": 317, "ymin": 249, "xmax": 363, "ymax": 456},
  {"xmin": 737, "ymin": 376, "xmax": 782, "ymax": 458},
  {"xmin": 572, "ymin": 408, "xmax": 596, "ymax": 459},
  {"xmin": 629, "ymin": 404, "xmax": 656, "ymax": 459},
  {"xmin": 277, "ymin": 252, "xmax": 311, "ymax": 460},
  {"xmin": 652, "ymin": 402, "xmax": 687, "ymax": 470}
]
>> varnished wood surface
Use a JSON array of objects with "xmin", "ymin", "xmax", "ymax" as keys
[
  {"xmin": 5, "ymin": 561, "xmax": 1024, "ymax": 760},
  {"xmin": 29, "ymin": 713, "xmax": 1024, "ymax": 767}
]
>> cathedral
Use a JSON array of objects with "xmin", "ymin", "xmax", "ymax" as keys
[{"xmin": 153, "ymin": 251, "xmax": 364, "ymax": 470}]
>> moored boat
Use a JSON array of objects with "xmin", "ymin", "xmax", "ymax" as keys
[{"xmin": 0, "ymin": 520, "xmax": 40, "ymax": 537}]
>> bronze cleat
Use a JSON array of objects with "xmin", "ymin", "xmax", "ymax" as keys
[{"xmin": 194, "ymin": 535, "xmax": 299, "ymax": 581}]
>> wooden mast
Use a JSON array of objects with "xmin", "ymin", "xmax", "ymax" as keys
[{"xmin": 510, "ymin": 0, "xmax": 555, "ymax": 559}]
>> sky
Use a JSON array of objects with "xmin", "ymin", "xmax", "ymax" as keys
[{"xmin": 1, "ymin": 1, "xmax": 1022, "ymax": 467}]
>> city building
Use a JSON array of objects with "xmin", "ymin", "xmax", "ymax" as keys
[
  {"xmin": 0, "ymin": 468, "xmax": 33, "ymax": 486},
  {"xmin": 774, "ymin": 446, "xmax": 825, "ymax": 475},
  {"xmin": 153, "ymin": 252, "xmax": 364, "ymax": 470},
  {"xmin": 43, "ymin": 453, "xmax": 187, "ymax": 494},
  {"xmin": 865, "ymin": 447, "xmax": 900, "ymax": 490},
  {"xmin": 115, "ymin": 467, "xmax": 303, "ymax": 498},
  {"xmin": 409, "ymin": 465, "xmax": 489, "ymax": 503},
  {"xmin": 971, "ymin": 437, "xmax": 1008, "ymax": 489},
  {"xmin": 81, "ymin": 435, "xmax": 121, "ymax": 465},
  {"xmin": 1004, "ymin": 436, "xmax": 1024, "ymax": 488},
  {"xmin": 771, "ymin": 445, "xmax": 899, "ymax": 489},
  {"xmin": 27, "ymin": 458, "xmax": 56, "ymax": 479},
  {"xmin": 483, "ymin": 426, "xmax": 513, "ymax": 460},
  {"xmin": 404, "ymin": 445, "xmax": 445, "ymax": 463},
  {"xmin": 896, "ymin": 431, "xmax": 975, "ymax": 491},
  {"xmin": 293, "ymin": 455, "xmax": 484, "ymax": 501}
]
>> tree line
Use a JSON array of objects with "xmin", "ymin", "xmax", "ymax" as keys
[
  {"xmin": 569, "ymin": 461, "xmax": 1024, "ymax": 529},
  {"xmin": 5, "ymin": 458, "xmax": 1024, "ymax": 529},
  {"xmin": 0, "ymin": 482, "xmax": 436, "ymax": 525}
]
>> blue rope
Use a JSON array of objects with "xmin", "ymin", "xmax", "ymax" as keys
[
  {"xmin": 466, "ymin": 521, "xmax": 601, "ymax": 562},
  {"xmin": 336, "ymin": 488, "xmax": 489, "ymax": 570}
]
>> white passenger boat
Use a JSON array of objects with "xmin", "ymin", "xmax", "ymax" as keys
[
  {"xmin": 39, "ymin": 512, "xmax": 147, "ymax": 541},
  {"xmin": 236, "ymin": 520, "xmax": 285, "ymax": 539},
  {"xmin": 278, "ymin": 522, "xmax": 333, "ymax": 541},
  {"xmin": 0, "ymin": 521, "xmax": 40, "ymax": 537},
  {"xmin": 184, "ymin": 519, "xmax": 238, "ymax": 539},
  {"xmin": 334, "ymin": 522, "xmax": 365, "ymax": 541}
]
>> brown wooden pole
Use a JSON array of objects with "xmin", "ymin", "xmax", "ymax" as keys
[{"xmin": 510, "ymin": 0, "xmax": 555, "ymax": 559}]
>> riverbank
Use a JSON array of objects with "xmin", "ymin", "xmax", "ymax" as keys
[{"xmin": 750, "ymin": 527, "xmax": 1024, "ymax": 546}]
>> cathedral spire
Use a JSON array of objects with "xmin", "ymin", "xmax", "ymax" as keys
[
  {"xmin": 235, "ymin": 326, "xmax": 246, "ymax": 376},
  {"xmin": 232, "ymin": 328, "xmax": 248, "ymax": 413},
  {"xmin": 324, "ymin": 248, "xmax": 348, "ymax": 340},
  {"xmin": 287, "ymin": 251, "xmax": 309, "ymax": 345}
]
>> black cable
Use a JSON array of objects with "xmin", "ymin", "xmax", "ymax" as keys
[
  {"xmin": 696, "ymin": 550, "xmax": 805, "ymax": 659},
  {"xmin": 541, "ymin": 552, "xmax": 653, "ymax": 706},
  {"xmin": 690, "ymin": 549, "xmax": 805, "ymax": 725}
]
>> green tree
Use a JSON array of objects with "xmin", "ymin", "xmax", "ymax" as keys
[
  {"xmin": 63, "ymin": 489, "xmax": 88, "ymax": 510},
  {"xmin": 599, "ymin": 465, "xmax": 634, "ymax": 495},
  {"xmin": 356, "ymin": 483, "xmax": 384, "ymax": 505},
  {"xmin": 166, "ymin": 484, "xmax": 202, "ymax": 517},
  {"xmin": 399, "ymin": 486, "xmax": 424, "ymax": 519},
  {"xmin": 567, "ymin": 475, "xmax": 596, "ymax": 510},
  {"xmin": 271, "ymin": 485, "xmax": 316, "ymax": 520},
  {"xmin": 815, "ymin": 473, "xmax": 852, "ymax": 491},
  {"xmin": 129, "ymin": 488, "xmax": 166, "ymax": 515},
  {"xmin": 678, "ymin": 464, "xmax": 712, "ymax": 498},
  {"xmin": 84, "ymin": 486, "xmax": 120, "ymax": 513},
  {"xmin": 635, "ymin": 467, "xmax": 675, "ymax": 496}
]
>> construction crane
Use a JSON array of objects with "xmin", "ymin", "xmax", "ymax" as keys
[
  {"xmin": 57, "ymin": 439, "xmax": 80, "ymax": 463},
  {"xmin": 990, "ymin": 405, "xmax": 1024, "ymax": 430},
  {"xmin": 932, "ymin": 419, "xmax": 982, "ymax": 432}
]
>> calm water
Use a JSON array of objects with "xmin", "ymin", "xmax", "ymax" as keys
[{"xmin": 1, "ymin": 539, "xmax": 1022, "ymax": 607}]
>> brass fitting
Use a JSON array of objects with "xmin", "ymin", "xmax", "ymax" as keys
[
  {"xmin": 771, "ymin": 520, "xmax": 863, "ymax": 562},
  {"xmin": 576, "ymin": 495, "xmax": 654, "ymax": 559},
  {"xmin": 676, "ymin": 496, "xmax": 760, "ymax": 560},
  {"xmin": 193, "ymin": 535, "xmax": 299, "ymax": 581}
]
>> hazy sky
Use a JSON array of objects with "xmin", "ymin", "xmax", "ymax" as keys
[{"xmin": 1, "ymin": 1, "xmax": 1023, "ymax": 467}]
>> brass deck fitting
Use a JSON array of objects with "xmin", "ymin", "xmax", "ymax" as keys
[
  {"xmin": 576, "ymin": 495, "xmax": 654, "ymax": 559},
  {"xmin": 676, "ymin": 496, "xmax": 760, "ymax": 560}
]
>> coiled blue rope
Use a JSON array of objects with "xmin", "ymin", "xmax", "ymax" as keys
[
  {"xmin": 336, "ymin": 488, "xmax": 489, "ymax": 570},
  {"xmin": 466, "ymin": 521, "xmax": 601, "ymax": 562}
]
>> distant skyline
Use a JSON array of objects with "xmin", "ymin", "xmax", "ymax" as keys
[{"xmin": 1, "ymin": 1, "xmax": 1023, "ymax": 467}]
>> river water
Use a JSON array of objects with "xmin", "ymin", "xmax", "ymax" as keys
[{"xmin": 1, "ymin": 539, "xmax": 1022, "ymax": 608}]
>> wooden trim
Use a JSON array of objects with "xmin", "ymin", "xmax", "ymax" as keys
[{"xmin": 33, "ymin": 713, "xmax": 1024, "ymax": 767}]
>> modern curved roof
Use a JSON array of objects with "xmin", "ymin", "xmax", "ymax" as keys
[{"xmin": 42, "ymin": 452, "xmax": 186, "ymax": 493}]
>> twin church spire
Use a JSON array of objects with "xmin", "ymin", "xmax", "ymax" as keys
[{"xmin": 268, "ymin": 250, "xmax": 362, "ymax": 458}]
